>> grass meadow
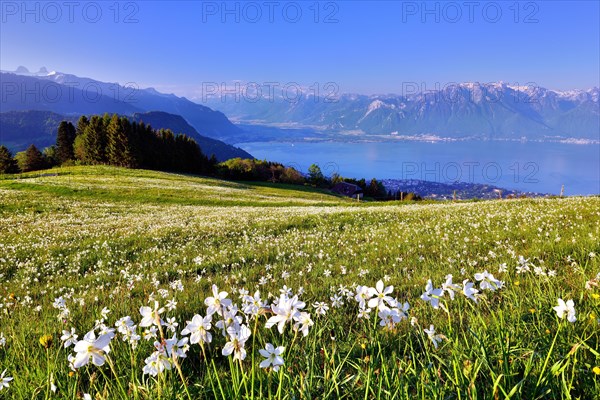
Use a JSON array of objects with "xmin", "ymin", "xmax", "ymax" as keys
[{"xmin": 0, "ymin": 166, "xmax": 599, "ymax": 399}]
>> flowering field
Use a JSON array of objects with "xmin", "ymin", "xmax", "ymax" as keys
[{"xmin": 0, "ymin": 166, "xmax": 599, "ymax": 399}]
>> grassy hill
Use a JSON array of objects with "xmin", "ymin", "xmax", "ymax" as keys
[
  {"xmin": 0, "ymin": 165, "xmax": 351, "ymax": 207},
  {"xmin": 0, "ymin": 166, "xmax": 598, "ymax": 399}
]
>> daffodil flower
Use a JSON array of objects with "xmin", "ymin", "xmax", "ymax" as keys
[
  {"xmin": 205, "ymin": 285, "xmax": 232, "ymax": 316},
  {"xmin": 421, "ymin": 279, "xmax": 444, "ymax": 309},
  {"xmin": 222, "ymin": 325, "xmax": 251, "ymax": 361},
  {"xmin": 139, "ymin": 301, "xmax": 165, "ymax": 328},
  {"xmin": 0, "ymin": 370, "xmax": 13, "ymax": 391},
  {"xmin": 181, "ymin": 314, "xmax": 212, "ymax": 344},
  {"xmin": 259, "ymin": 343, "xmax": 285, "ymax": 371},
  {"xmin": 367, "ymin": 280, "xmax": 395, "ymax": 309},
  {"xmin": 462, "ymin": 280, "xmax": 479, "ymax": 303},
  {"xmin": 553, "ymin": 298, "xmax": 576, "ymax": 323},
  {"xmin": 72, "ymin": 330, "xmax": 114, "ymax": 368}
]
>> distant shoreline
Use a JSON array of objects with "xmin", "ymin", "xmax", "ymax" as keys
[{"xmin": 232, "ymin": 121, "xmax": 600, "ymax": 145}]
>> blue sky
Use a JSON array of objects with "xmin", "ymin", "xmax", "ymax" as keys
[{"xmin": 1, "ymin": 1, "xmax": 598, "ymax": 98}]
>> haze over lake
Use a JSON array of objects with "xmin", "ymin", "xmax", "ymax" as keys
[{"xmin": 240, "ymin": 140, "xmax": 600, "ymax": 196}]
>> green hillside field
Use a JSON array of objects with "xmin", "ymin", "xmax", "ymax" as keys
[{"xmin": 0, "ymin": 166, "xmax": 598, "ymax": 399}]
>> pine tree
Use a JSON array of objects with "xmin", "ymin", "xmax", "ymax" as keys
[
  {"xmin": 82, "ymin": 116, "xmax": 107, "ymax": 164},
  {"xmin": 106, "ymin": 115, "xmax": 133, "ymax": 167},
  {"xmin": 76, "ymin": 116, "xmax": 89, "ymax": 137},
  {"xmin": 0, "ymin": 145, "xmax": 18, "ymax": 173},
  {"xmin": 56, "ymin": 121, "xmax": 76, "ymax": 163},
  {"xmin": 20, "ymin": 144, "xmax": 47, "ymax": 172}
]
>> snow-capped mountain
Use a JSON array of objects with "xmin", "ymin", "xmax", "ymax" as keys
[
  {"xmin": 200, "ymin": 82, "xmax": 600, "ymax": 141},
  {"xmin": 0, "ymin": 67, "xmax": 244, "ymax": 142},
  {"xmin": 0, "ymin": 67, "xmax": 252, "ymax": 160}
]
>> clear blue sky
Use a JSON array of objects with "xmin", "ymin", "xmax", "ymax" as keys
[{"xmin": 1, "ymin": 1, "xmax": 598, "ymax": 97}]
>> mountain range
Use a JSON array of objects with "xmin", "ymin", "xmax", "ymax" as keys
[
  {"xmin": 200, "ymin": 82, "xmax": 600, "ymax": 142},
  {"xmin": 2, "ymin": 67, "xmax": 598, "ymax": 159},
  {"xmin": 0, "ymin": 67, "xmax": 250, "ymax": 160}
]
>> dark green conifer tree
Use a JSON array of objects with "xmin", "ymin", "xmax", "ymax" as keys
[
  {"xmin": 0, "ymin": 145, "xmax": 19, "ymax": 173},
  {"xmin": 20, "ymin": 144, "xmax": 47, "ymax": 172},
  {"xmin": 82, "ymin": 116, "xmax": 107, "ymax": 164},
  {"xmin": 106, "ymin": 115, "xmax": 133, "ymax": 167},
  {"xmin": 56, "ymin": 121, "xmax": 76, "ymax": 163}
]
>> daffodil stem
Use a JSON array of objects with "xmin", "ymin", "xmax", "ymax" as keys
[
  {"xmin": 211, "ymin": 358, "xmax": 227, "ymax": 400},
  {"xmin": 200, "ymin": 343, "xmax": 220, "ymax": 398},
  {"xmin": 536, "ymin": 323, "xmax": 561, "ymax": 390},
  {"xmin": 44, "ymin": 348, "xmax": 50, "ymax": 400},
  {"xmin": 239, "ymin": 357, "xmax": 249, "ymax": 395},
  {"xmin": 173, "ymin": 356, "xmax": 192, "ymax": 400},
  {"xmin": 106, "ymin": 356, "xmax": 128, "ymax": 398},
  {"xmin": 250, "ymin": 315, "xmax": 259, "ymax": 400}
]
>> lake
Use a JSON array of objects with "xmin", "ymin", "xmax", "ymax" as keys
[{"xmin": 239, "ymin": 140, "xmax": 600, "ymax": 195}]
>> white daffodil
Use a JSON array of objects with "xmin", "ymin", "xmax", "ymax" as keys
[
  {"xmin": 60, "ymin": 327, "xmax": 78, "ymax": 348},
  {"xmin": 168, "ymin": 335, "xmax": 189, "ymax": 359},
  {"xmin": 378, "ymin": 307, "xmax": 402, "ymax": 328},
  {"xmin": 181, "ymin": 314, "xmax": 212, "ymax": 344},
  {"xmin": 259, "ymin": 343, "xmax": 285, "ymax": 371},
  {"xmin": 72, "ymin": 330, "xmax": 114, "ymax": 368},
  {"xmin": 0, "ymin": 370, "xmax": 13, "ymax": 390},
  {"xmin": 354, "ymin": 285, "xmax": 372, "ymax": 309},
  {"xmin": 367, "ymin": 280, "xmax": 395, "ymax": 309},
  {"xmin": 139, "ymin": 301, "xmax": 164, "ymax": 327},
  {"xmin": 164, "ymin": 317, "xmax": 179, "ymax": 333},
  {"xmin": 293, "ymin": 311, "xmax": 314, "ymax": 337},
  {"xmin": 242, "ymin": 290, "xmax": 265, "ymax": 317},
  {"xmin": 115, "ymin": 316, "xmax": 134, "ymax": 335},
  {"xmin": 100, "ymin": 307, "xmax": 110, "ymax": 320},
  {"xmin": 205, "ymin": 285, "xmax": 232, "ymax": 316},
  {"xmin": 358, "ymin": 307, "xmax": 372, "ymax": 319},
  {"xmin": 553, "ymin": 298, "xmax": 576, "ymax": 323},
  {"xmin": 424, "ymin": 325, "xmax": 445, "ymax": 349},
  {"xmin": 222, "ymin": 325, "xmax": 251, "ymax": 361},
  {"xmin": 166, "ymin": 298, "xmax": 177, "ymax": 311},
  {"xmin": 420, "ymin": 279, "xmax": 444, "ymax": 309},
  {"xmin": 474, "ymin": 270, "xmax": 504, "ymax": 291},
  {"xmin": 143, "ymin": 351, "xmax": 172, "ymax": 376},
  {"xmin": 215, "ymin": 306, "xmax": 243, "ymax": 334},
  {"xmin": 462, "ymin": 280, "xmax": 479, "ymax": 303},
  {"xmin": 142, "ymin": 326, "xmax": 158, "ymax": 341},
  {"xmin": 266, "ymin": 295, "xmax": 304, "ymax": 334},
  {"xmin": 442, "ymin": 274, "xmax": 461, "ymax": 300},
  {"xmin": 312, "ymin": 301, "xmax": 329, "ymax": 315}
]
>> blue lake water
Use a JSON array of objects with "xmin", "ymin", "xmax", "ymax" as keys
[{"xmin": 239, "ymin": 141, "xmax": 600, "ymax": 195}]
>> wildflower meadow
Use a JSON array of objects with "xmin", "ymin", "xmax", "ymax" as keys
[{"xmin": 0, "ymin": 166, "xmax": 599, "ymax": 399}]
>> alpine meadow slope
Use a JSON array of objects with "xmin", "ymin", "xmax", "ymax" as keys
[{"xmin": 0, "ymin": 166, "xmax": 599, "ymax": 399}]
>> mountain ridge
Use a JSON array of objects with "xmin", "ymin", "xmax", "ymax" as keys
[
  {"xmin": 200, "ymin": 82, "xmax": 600, "ymax": 142},
  {"xmin": 0, "ymin": 68, "xmax": 253, "ymax": 161},
  {"xmin": 0, "ymin": 69, "xmax": 245, "ymax": 143}
]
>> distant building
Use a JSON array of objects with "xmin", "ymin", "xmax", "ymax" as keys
[{"xmin": 331, "ymin": 182, "xmax": 364, "ymax": 200}]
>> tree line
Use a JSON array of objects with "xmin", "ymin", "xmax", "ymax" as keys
[
  {"xmin": 0, "ymin": 113, "xmax": 419, "ymax": 201},
  {"xmin": 0, "ymin": 113, "xmax": 215, "ymax": 174}
]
